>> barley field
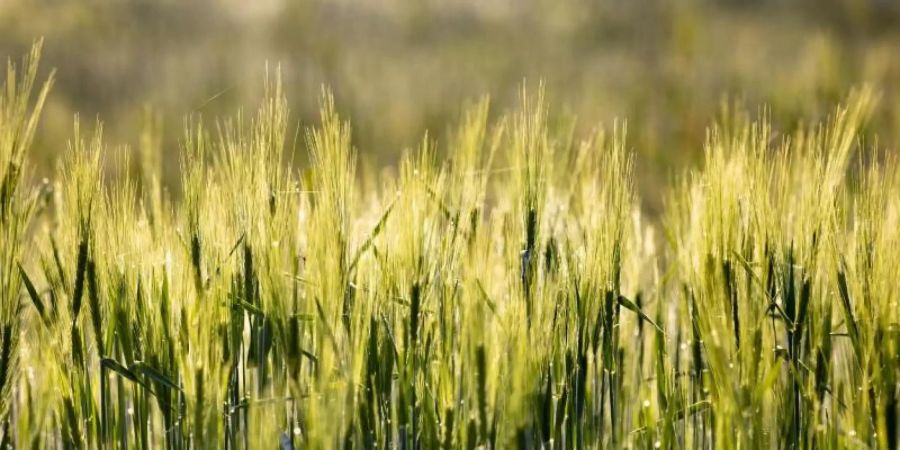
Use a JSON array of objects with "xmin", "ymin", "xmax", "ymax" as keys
[{"xmin": 1, "ymin": 10, "xmax": 899, "ymax": 449}]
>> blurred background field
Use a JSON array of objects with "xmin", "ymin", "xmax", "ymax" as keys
[{"xmin": 2, "ymin": 0, "xmax": 900, "ymax": 212}]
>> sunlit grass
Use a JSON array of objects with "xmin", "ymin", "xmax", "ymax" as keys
[{"xmin": 1, "ymin": 43, "xmax": 897, "ymax": 449}]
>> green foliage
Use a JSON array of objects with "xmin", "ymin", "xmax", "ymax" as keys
[
  {"xmin": 0, "ymin": 39, "xmax": 53, "ymax": 439},
  {"xmin": 2, "ymin": 44, "xmax": 899, "ymax": 450}
]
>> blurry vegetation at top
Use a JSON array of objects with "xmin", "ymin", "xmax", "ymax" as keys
[{"xmin": 3, "ymin": 0, "xmax": 900, "ymax": 210}]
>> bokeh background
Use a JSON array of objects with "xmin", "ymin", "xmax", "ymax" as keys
[{"xmin": 2, "ymin": 0, "xmax": 900, "ymax": 212}]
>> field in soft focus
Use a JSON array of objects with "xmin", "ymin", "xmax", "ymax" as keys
[{"xmin": 3, "ymin": 0, "xmax": 900, "ymax": 211}]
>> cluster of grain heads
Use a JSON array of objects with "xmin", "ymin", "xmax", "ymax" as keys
[
  {"xmin": 666, "ymin": 89, "xmax": 900, "ymax": 449},
  {"xmin": 3, "ymin": 43, "xmax": 899, "ymax": 449},
  {"xmin": 836, "ymin": 147, "xmax": 900, "ymax": 450},
  {"xmin": 0, "ymin": 40, "xmax": 52, "ymax": 444}
]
